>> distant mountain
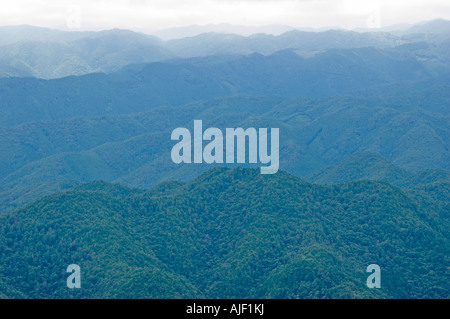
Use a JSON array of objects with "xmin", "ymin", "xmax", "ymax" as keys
[
  {"xmin": 0, "ymin": 168, "xmax": 447, "ymax": 298},
  {"xmin": 0, "ymin": 19, "xmax": 448, "ymax": 301},
  {"xmin": 0, "ymin": 179, "xmax": 81, "ymax": 213},
  {"xmin": 0, "ymin": 20, "xmax": 449, "ymax": 79},
  {"xmin": 353, "ymin": 23, "xmax": 413, "ymax": 33},
  {"xmin": 308, "ymin": 152, "xmax": 410, "ymax": 184},
  {"xmin": 0, "ymin": 44, "xmax": 446, "ymax": 127},
  {"xmin": 398, "ymin": 169, "xmax": 450, "ymax": 187},
  {"xmin": 152, "ymin": 23, "xmax": 296, "ymax": 40},
  {"xmin": 355, "ymin": 19, "xmax": 450, "ymax": 35},
  {"xmin": 350, "ymin": 19, "xmax": 450, "ymax": 40},
  {"xmin": 0, "ymin": 35, "xmax": 448, "ymax": 215},
  {"xmin": 0, "ymin": 25, "xmax": 97, "ymax": 46},
  {"xmin": 0, "ymin": 94, "xmax": 447, "ymax": 217},
  {"xmin": 308, "ymin": 152, "xmax": 450, "ymax": 186},
  {"xmin": 0, "ymin": 28, "xmax": 173, "ymax": 78},
  {"xmin": 400, "ymin": 19, "xmax": 450, "ymax": 37},
  {"xmin": 164, "ymin": 29, "xmax": 400, "ymax": 58},
  {"xmin": 387, "ymin": 19, "xmax": 450, "ymax": 45}
]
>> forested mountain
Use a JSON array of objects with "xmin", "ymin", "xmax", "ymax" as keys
[
  {"xmin": 0, "ymin": 168, "xmax": 448, "ymax": 298},
  {"xmin": 0, "ymin": 27, "xmax": 172, "ymax": 78},
  {"xmin": 0, "ymin": 19, "xmax": 448, "ymax": 299},
  {"xmin": 0, "ymin": 44, "xmax": 448, "ymax": 129},
  {"xmin": 0, "ymin": 93, "xmax": 448, "ymax": 214},
  {"xmin": 163, "ymin": 29, "xmax": 399, "ymax": 57},
  {"xmin": 0, "ymin": 19, "xmax": 449, "ymax": 79},
  {"xmin": 307, "ymin": 152, "xmax": 450, "ymax": 186}
]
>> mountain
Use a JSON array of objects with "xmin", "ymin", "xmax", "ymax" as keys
[
  {"xmin": 1, "ymin": 20, "xmax": 449, "ymax": 79},
  {"xmin": 399, "ymin": 19, "xmax": 450, "ymax": 38},
  {"xmin": 0, "ymin": 25, "xmax": 98, "ymax": 46},
  {"xmin": 1, "ymin": 43, "xmax": 447, "ymax": 128},
  {"xmin": 308, "ymin": 152, "xmax": 450, "ymax": 186},
  {"xmin": 307, "ymin": 152, "xmax": 410, "ymax": 184},
  {"xmin": 0, "ymin": 93, "xmax": 448, "ymax": 215},
  {"xmin": 0, "ymin": 28, "xmax": 173, "ymax": 78},
  {"xmin": 0, "ymin": 27, "xmax": 448, "ymax": 210},
  {"xmin": 355, "ymin": 19, "xmax": 450, "ymax": 37},
  {"xmin": 165, "ymin": 28, "xmax": 406, "ymax": 58},
  {"xmin": 0, "ymin": 19, "xmax": 448, "ymax": 300},
  {"xmin": 0, "ymin": 180, "xmax": 201, "ymax": 298},
  {"xmin": 0, "ymin": 179, "xmax": 81, "ymax": 213},
  {"xmin": 152, "ymin": 23, "xmax": 296, "ymax": 40},
  {"xmin": 0, "ymin": 168, "xmax": 447, "ymax": 298}
]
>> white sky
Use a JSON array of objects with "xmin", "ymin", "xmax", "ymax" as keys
[{"xmin": 1, "ymin": 0, "xmax": 449, "ymax": 32}]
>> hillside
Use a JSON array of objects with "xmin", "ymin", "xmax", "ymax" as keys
[
  {"xmin": 0, "ymin": 20, "xmax": 448, "ymax": 300},
  {"xmin": 0, "ymin": 168, "xmax": 448, "ymax": 298},
  {"xmin": 0, "ymin": 28, "xmax": 173, "ymax": 78},
  {"xmin": 1, "ymin": 43, "xmax": 447, "ymax": 128},
  {"xmin": 307, "ymin": 152, "xmax": 450, "ymax": 186},
  {"xmin": 0, "ymin": 94, "xmax": 448, "ymax": 214},
  {"xmin": 0, "ymin": 20, "xmax": 449, "ymax": 79}
]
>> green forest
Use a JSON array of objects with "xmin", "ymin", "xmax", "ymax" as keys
[
  {"xmin": 0, "ymin": 20, "xmax": 448, "ymax": 299},
  {"xmin": 0, "ymin": 168, "xmax": 448, "ymax": 298}
]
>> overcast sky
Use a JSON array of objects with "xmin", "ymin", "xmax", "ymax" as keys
[{"xmin": 1, "ymin": 0, "xmax": 449, "ymax": 32}]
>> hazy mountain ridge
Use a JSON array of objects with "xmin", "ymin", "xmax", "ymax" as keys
[
  {"xmin": 307, "ymin": 152, "xmax": 450, "ymax": 186},
  {"xmin": 0, "ymin": 19, "xmax": 449, "ymax": 79},
  {"xmin": 0, "ymin": 19, "xmax": 448, "ymax": 300},
  {"xmin": 0, "ymin": 30, "xmax": 448, "ymax": 213},
  {"xmin": 0, "ymin": 94, "xmax": 448, "ymax": 214},
  {"xmin": 0, "ymin": 29, "xmax": 172, "ymax": 79},
  {"xmin": 0, "ymin": 43, "xmax": 448, "ymax": 129},
  {"xmin": 2, "ymin": 95, "xmax": 448, "ymax": 182}
]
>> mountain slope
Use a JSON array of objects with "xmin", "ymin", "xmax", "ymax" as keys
[
  {"xmin": 308, "ymin": 152, "xmax": 450, "ymax": 186},
  {"xmin": 1, "ymin": 20, "xmax": 448, "ymax": 79},
  {"xmin": 0, "ymin": 185, "xmax": 201, "ymax": 298},
  {"xmin": 0, "ymin": 95, "xmax": 448, "ymax": 215},
  {"xmin": 307, "ymin": 152, "xmax": 410, "ymax": 184},
  {"xmin": 165, "ymin": 29, "xmax": 399, "ymax": 58},
  {"xmin": 0, "ymin": 168, "xmax": 447, "ymax": 298},
  {"xmin": 0, "ymin": 29, "xmax": 173, "ymax": 78},
  {"xmin": 0, "ymin": 44, "xmax": 446, "ymax": 128}
]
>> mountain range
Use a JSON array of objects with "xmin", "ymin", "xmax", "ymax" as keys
[
  {"xmin": 0, "ymin": 19, "xmax": 448, "ymax": 299},
  {"xmin": 0, "ymin": 167, "xmax": 448, "ymax": 298},
  {"xmin": 0, "ymin": 93, "xmax": 448, "ymax": 213},
  {"xmin": 0, "ymin": 19, "xmax": 449, "ymax": 79}
]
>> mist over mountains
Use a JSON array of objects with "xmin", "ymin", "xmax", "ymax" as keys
[
  {"xmin": 0, "ymin": 42, "xmax": 448, "ymax": 127},
  {"xmin": 0, "ymin": 19, "xmax": 449, "ymax": 299},
  {"xmin": 0, "ymin": 19, "xmax": 449, "ymax": 79}
]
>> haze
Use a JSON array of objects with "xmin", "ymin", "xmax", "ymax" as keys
[{"xmin": 1, "ymin": 0, "xmax": 450, "ymax": 35}]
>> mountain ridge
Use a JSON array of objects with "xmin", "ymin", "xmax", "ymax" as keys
[
  {"xmin": 0, "ymin": 19, "xmax": 449, "ymax": 79},
  {"xmin": 0, "ymin": 167, "xmax": 447, "ymax": 298}
]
